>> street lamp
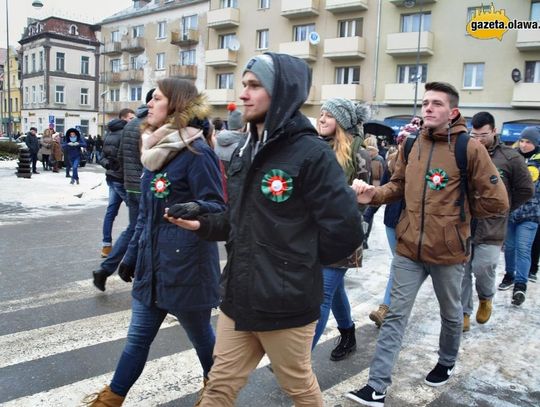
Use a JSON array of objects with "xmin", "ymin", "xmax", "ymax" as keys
[{"xmin": 4, "ymin": 0, "xmax": 43, "ymax": 141}]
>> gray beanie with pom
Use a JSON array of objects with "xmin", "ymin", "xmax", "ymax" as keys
[{"xmin": 321, "ymin": 98, "xmax": 371, "ymax": 133}]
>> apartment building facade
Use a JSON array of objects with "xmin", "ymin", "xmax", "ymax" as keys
[
  {"xmin": 19, "ymin": 17, "xmax": 100, "ymax": 136},
  {"xmin": 98, "ymin": 0, "xmax": 209, "ymax": 134},
  {"xmin": 1, "ymin": 46, "xmax": 22, "ymax": 135},
  {"xmin": 204, "ymin": 0, "xmax": 540, "ymax": 142}
]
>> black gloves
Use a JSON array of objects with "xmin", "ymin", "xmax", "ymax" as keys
[
  {"xmin": 167, "ymin": 202, "xmax": 202, "ymax": 220},
  {"xmin": 118, "ymin": 262, "xmax": 135, "ymax": 283}
]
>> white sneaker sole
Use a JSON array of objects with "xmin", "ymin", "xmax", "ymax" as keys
[{"xmin": 345, "ymin": 392, "xmax": 384, "ymax": 406}]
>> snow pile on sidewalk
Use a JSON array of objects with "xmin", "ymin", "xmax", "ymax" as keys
[{"xmin": 0, "ymin": 160, "xmax": 109, "ymax": 225}]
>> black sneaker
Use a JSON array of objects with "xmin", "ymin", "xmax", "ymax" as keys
[
  {"xmin": 345, "ymin": 384, "xmax": 386, "ymax": 406},
  {"xmin": 425, "ymin": 362, "xmax": 455, "ymax": 387},
  {"xmin": 529, "ymin": 273, "xmax": 537, "ymax": 283},
  {"xmin": 512, "ymin": 283, "xmax": 527, "ymax": 306},
  {"xmin": 498, "ymin": 274, "xmax": 514, "ymax": 291},
  {"xmin": 92, "ymin": 269, "xmax": 108, "ymax": 292}
]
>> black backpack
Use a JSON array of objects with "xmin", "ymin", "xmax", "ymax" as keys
[{"xmin": 403, "ymin": 131, "xmax": 469, "ymax": 222}]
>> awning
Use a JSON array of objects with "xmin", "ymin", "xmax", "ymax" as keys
[
  {"xmin": 500, "ymin": 121, "xmax": 540, "ymax": 143},
  {"xmin": 383, "ymin": 117, "xmax": 412, "ymax": 136}
]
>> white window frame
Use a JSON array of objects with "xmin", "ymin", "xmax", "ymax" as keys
[
  {"xmin": 32, "ymin": 85, "xmax": 36, "ymax": 103},
  {"xmin": 81, "ymin": 56, "xmax": 90, "ymax": 75},
  {"xmin": 221, "ymin": 0, "xmax": 238, "ymax": 8},
  {"xmin": 156, "ymin": 53, "xmax": 165, "ymax": 70},
  {"xmin": 218, "ymin": 33, "xmax": 237, "ymax": 49},
  {"xmin": 111, "ymin": 59, "xmax": 121, "ymax": 73},
  {"xmin": 133, "ymin": 25, "xmax": 144, "ymax": 38},
  {"xmin": 39, "ymin": 51, "xmax": 43, "ymax": 71},
  {"xmin": 293, "ymin": 24, "xmax": 315, "ymax": 42},
  {"xmin": 110, "ymin": 88, "xmax": 120, "ymax": 102},
  {"xmin": 31, "ymin": 53, "xmax": 36, "ymax": 73},
  {"xmin": 24, "ymin": 55, "xmax": 28, "ymax": 74},
  {"xmin": 130, "ymin": 86, "xmax": 142, "ymax": 101},
  {"xmin": 217, "ymin": 73, "xmax": 234, "ymax": 89},
  {"xmin": 525, "ymin": 61, "xmax": 540, "ymax": 83},
  {"xmin": 55, "ymin": 85, "xmax": 65, "ymax": 104},
  {"xmin": 180, "ymin": 49, "xmax": 196, "ymax": 66},
  {"xmin": 39, "ymin": 84, "xmax": 44, "ymax": 102},
  {"xmin": 463, "ymin": 63, "xmax": 484, "ymax": 89},
  {"xmin": 397, "ymin": 64, "xmax": 428, "ymax": 84},
  {"xmin": 80, "ymin": 88, "xmax": 89, "ymax": 105},
  {"xmin": 157, "ymin": 21, "xmax": 166, "ymax": 39},
  {"xmin": 111, "ymin": 30, "xmax": 120, "ymax": 42},
  {"xmin": 338, "ymin": 18, "xmax": 363, "ymax": 38},
  {"xmin": 259, "ymin": 0, "xmax": 270, "ymax": 9},
  {"xmin": 335, "ymin": 66, "xmax": 360, "ymax": 85},
  {"xmin": 256, "ymin": 29, "xmax": 269, "ymax": 50},
  {"xmin": 401, "ymin": 12, "xmax": 431, "ymax": 32},
  {"xmin": 56, "ymin": 52, "xmax": 65, "ymax": 71}
]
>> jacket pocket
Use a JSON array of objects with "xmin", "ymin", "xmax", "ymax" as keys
[
  {"xmin": 251, "ymin": 240, "xmax": 314, "ymax": 314},
  {"xmin": 444, "ymin": 222, "xmax": 469, "ymax": 257},
  {"xmin": 157, "ymin": 226, "xmax": 201, "ymax": 287}
]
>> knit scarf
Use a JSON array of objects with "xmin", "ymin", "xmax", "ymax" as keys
[{"xmin": 141, "ymin": 124, "xmax": 202, "ymax": 171}]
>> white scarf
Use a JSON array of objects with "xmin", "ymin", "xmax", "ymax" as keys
[{"xmin": 140, "ymin": 124, "xmax": 202, "ymax": 171}]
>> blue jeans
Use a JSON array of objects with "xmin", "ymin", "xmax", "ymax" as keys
[
  {"xmin": 102, "ymin": 180, "xmax": 127, "ymax": 245},
  {"xmin": 101, "ymin": 192, "xmax": 141, "ymax": 275},
  {"xmin": 382, "ymin": 226, "xmax": 397, "ymax": 306},
  {"xmin": 110, "ymin": 298, "xmax": 215, "ymax": 397},
  {"xmin": 504, "ymin": 220, "xmax": 539, "ymax": 285},
  {"xmin": 71, "ymin": 157, "xmax": 80, "ymax": 181},
  {"xmin": 312, "ymin": 267, "xmax": 353, "ymax": 349}
]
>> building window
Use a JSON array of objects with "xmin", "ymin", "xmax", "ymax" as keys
[
  {"xmin": 39, "ymin": 51, "xmax": 43, "ymax": 71},
  {"xmin": 532, "ymin": 1, "xmax": 540, "ymax": 20},
  {"xmin": 110, "ymin": 88, "xmax": 120, "ymax": 101},
  {"xmin": 24, "ymin": 87, "xmax": 28, "ymax": 104},
  {"xmin": 31, "ymin": 53, "xmax": 36, "ymax": 73},
  {"xmin": 80, "ymin": 88, "xmax": 89, "ymax": 105},
  {"xmin": 221, "ymin": 0, "xmax": 238, "ymax": 8},
  {"xmin": 338, "ymin": 18, "xmax": 363, "ymax": 38},
  {"xmin": 111, "ymin": 59, "xmax": 121, "ymax": 73},
  {"xmin": 133, "ymin": 25, "xmax": 144, "ymax": 38},
  {"xmin": 182, "ymin": 14, "xmax": 198, "ymax": 31},
  {"xmin": 56, "ymin": 52, "xmax": 65, "ymax": 71},
  {"xmin": 218, "ymin": 33, "xmax": 237, "ymax": 49},
  {"xmin": 130, "ymin": 86, "xmax": 142, "ymax": 101},
  {"xmin": 259, "ymin": 0, "xmax": 270, "ymax": 9},
  {"xmin": 81, "ymin": 56, "xmax": 90, "ymax": 75},
  {"xmin": 56, "ymin": 118, "xmax": 65, "ymax": 135},
  {"xmin": 217, "ymin": 73, "xmax": 234, "ymax": 89},
  {"xmin": 130, "ymin": 56, "xmax": 143, "ymax": 70},
  {"xmin": 397, "ymin": 64, "xmax": 427, "ymax": 83},
  {"xmin": 24, "ymin": 55, "xmax": 28, "ymax": 73},
  {"xmin": 466, "ymin": 5, "xmax": 491, "ymax": 23},
  {"xmin": 111, "ymin": 30, "xmax": 120, "ymax": 42},
  {"xmin": 15, "ymin": 97, "xmax": 18, "ymax": 110},
  {"xmin": 181, "ymin": 49, "xmax": 196, "ymax": 66},
  {"xmin": 256, "ymin": 29, "xmax": 269, "ymax": 49},
  {"xmin": 525, "ymin": 61, "xmax": 540, "ymax": 83},
  {"xmin": 401, "ymin": 12, "xmax": 431, "ymax": 32},
  {"xmin": 335, "ymin": 66, "xmax": 360, "ymax": 84},
  {"xmin": 32, "ymin": 85, "xmax": 36, "ymax": 103},
  {"xmin": 39, "ymin": 84, "xmax": 44, "ymax": 102},
  {"xmin": 293, "ymin": 24, "xmax": 315, "ymax": 41},
  {"xmin": 80, "ymin": 119, "xmax": 89, "ymax": 136},
  {"xmin": 156, "ymin": 53, "xmax": 165, "ymax": 70},
  {"xmin": 157, "ymin": 21, "xmax": 166, "ymax": 39},
  {"xmin": 463, "ymin": 63, "xmax": 484, "ymax": 89},
  {"xmin": 55, "ymin": 85, "xmax": 65, "ymax": 103}
]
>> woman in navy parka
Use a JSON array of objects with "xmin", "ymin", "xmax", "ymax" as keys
[
  {"xmin": 62, "ymin": 128, "xmax": 86, "ymax": 184},
  {"xmin": 85, "ymin": 78, "xmax": 226, "ymax": 406}
]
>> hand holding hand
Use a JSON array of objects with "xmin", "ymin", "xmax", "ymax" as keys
[
  {"xmin": 118, "ymin": 262, "xmax": 135, "ymax": 283},
  {"xmin": 351, "ymin": 179, "xmax": 376, "ymax": 204}
]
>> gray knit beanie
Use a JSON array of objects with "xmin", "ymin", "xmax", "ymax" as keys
[
  {"xmin": 228, "ymin": 109, "xmax": 243, "ymax": 130},
  {"xmin": 520, "ymin": 126, "xmax": 540, "ymax": 147},
  {"xmin": 321, "ymin": 98, "xmax": 371, "ymax": 133},
  {"xmin": 243, "ymin": 54, "xmax": 275, "ymax": 96}
]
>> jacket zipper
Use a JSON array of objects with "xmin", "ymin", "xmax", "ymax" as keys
[{"xmin": 417, "ymin": 139, "xmax": 435, "ymax": 261}]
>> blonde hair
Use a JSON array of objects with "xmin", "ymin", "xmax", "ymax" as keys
[
  {"xmin": 364, "ymin": 134, "xmax": 378, "ymax": 149},
  {"xmin": 331, "ymin": 125, "xmax": 353, "ymax": 170}
]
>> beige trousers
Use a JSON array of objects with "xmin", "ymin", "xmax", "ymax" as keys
[{"xmin": 198, "ymin": 313, "xmax": 322, "ymax": 407}]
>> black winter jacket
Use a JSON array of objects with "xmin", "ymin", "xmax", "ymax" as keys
[
  {"xmin": 100, "ymin": 118, "xmax": 127, "ymax": 182},
  {"xmin": 196, "ymin": 53, "xmax": 364, "ymax": 331},
  {"xmin": 119, "ymin": 106, "xmax": 147, "ymax": 192}
]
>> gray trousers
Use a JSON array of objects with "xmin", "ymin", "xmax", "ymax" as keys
[
  {"xmin": 461, "ymin": 244, "xmax": 500, "ymax": 315},
  {"xmin": 368, "ymin": 254, "xmax": 464, "ymax": 393}
]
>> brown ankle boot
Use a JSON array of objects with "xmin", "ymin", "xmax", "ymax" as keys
[
  {"xmin": 194, "ymin": 377, "xmax": 209, "ymax": 406},
  {"xmin": 369, "ymin": 304, "xmax": 389, "ymax": 328},
  {"xmin": 81, "ymin": 385, "xmax": 125, "ymax": 407}
]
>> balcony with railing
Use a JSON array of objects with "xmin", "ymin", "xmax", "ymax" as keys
[
  {"xmin": 169, "ymin": 64, "xmax": 197, "ymax": 79},
  {"xmin": 170, "ymin": 29, "xmax": 199, "ymax": 47},
  {"xmin": 325, "ymin": 0, "xmax": 368, "ymax": 13},
  {"xmin": 516, "ymin": 29, "xmax": 540, "ymax": 51},
  {"xmin": 119, "ymin": 69, "xmax": 144, "ymax": 83},
  {"xmin": 99, "ymin": 72, "xmax": 123, "ymax": 84},
  {"xmin": 121, "ymin": 36, "xmax": 145, "ymax": 53},
  {"xmin": 323, "ymin": 36, "xmax": 366, "ymax": 60},
  {"xmin": 281, "ymin": 0, "xmax": 320, "ymax": 18},
  {"xmin": 321, "ymin": 84, "xmax": 363, "ymax": 101},
  {"xmin": 386, "ymin": 31, "xmax": 434, "ymax": 56},
  {"xmin": 511, "ymin": 82, "xmax": 540, "ymax": 107},
  {"xmin": 278, "ymin": 41, "xmax": 317, "ymax": 62},
  {"xmin": 205, "ymin": 49, "xmax": 238, "ymax": 67},
  {"xmin": 205, "ymin": 88, "xmax": 236, "ymax": 105},
  {"xmin": 207, "ymin": 7, "xmax": 240, "ymax": 29},
  {"xmin": 101, "ymin": 42, "xmax": 122, "ymax": 55}
]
